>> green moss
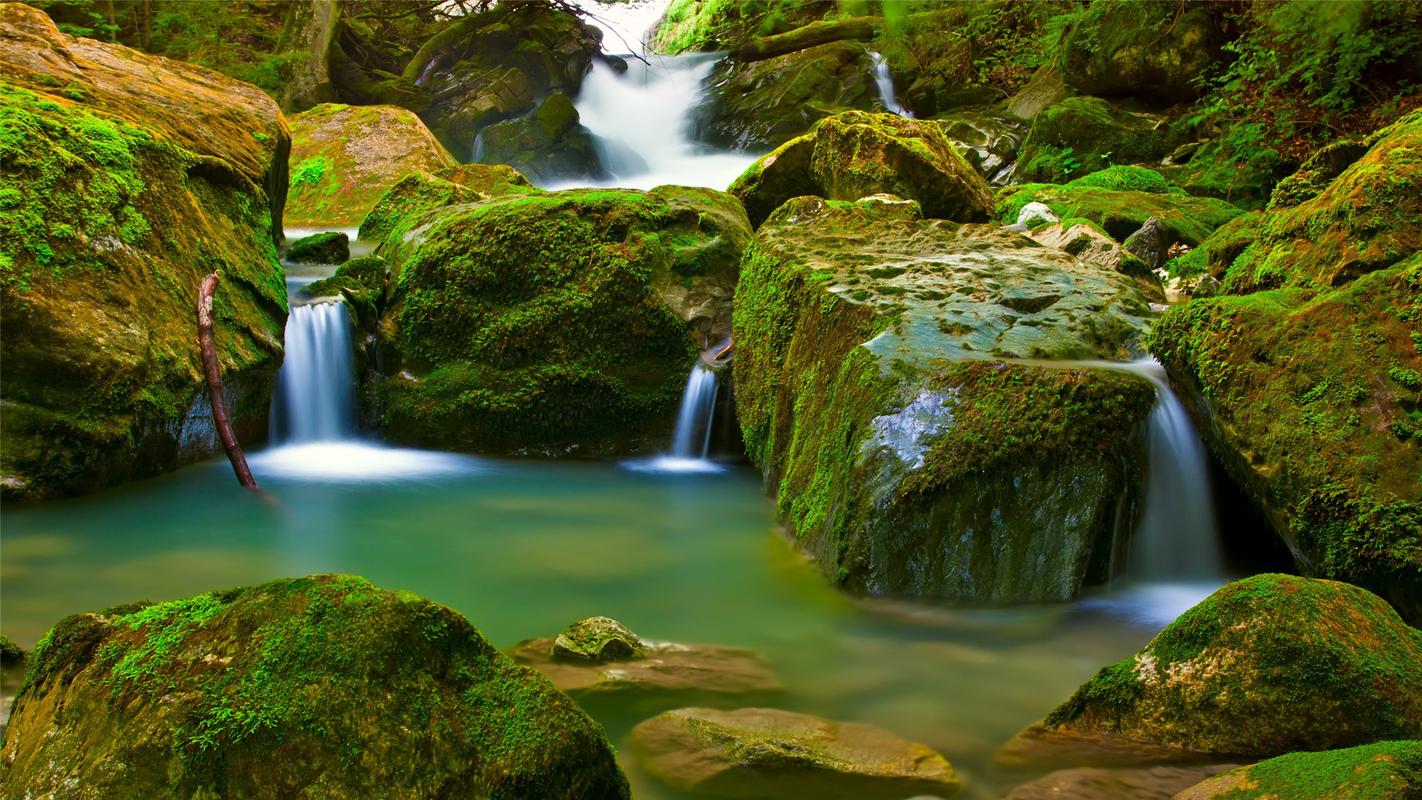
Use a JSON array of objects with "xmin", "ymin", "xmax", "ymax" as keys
[
  {"xmin": 289, "ymin": 154, "xmax": 330, "ymax": 190},
  {"xmin": 1208, "ymin": 741, "xmax": 1422, "ymax": 800},
  {"xmin": 1167, "ymin": 211, "xmax": 1263, "ymax": 280},
  {"xmin": 1016, "ymin": 96, "xmax": 1181, "ymax": 183},
  {"xmin": 996, "ymin": 180, "xmax": 1244, "ymax": 245},
  {"xmin": 1068, "ymin": 165, "xmax": 1172, "ymax": 194}
]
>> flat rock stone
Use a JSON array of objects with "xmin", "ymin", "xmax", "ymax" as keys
[
  {"xmin": 511, "ymin": 637, "xmax": 782, "ymax": 698},
  {"xmin": 1006, "ymin": 764, "xmax": 1239, "ymax": 800},
  {"xmin": 631, "ymin": 707, "xmax": 958, "ymax": 799}
]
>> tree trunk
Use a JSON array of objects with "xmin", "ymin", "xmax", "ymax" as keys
[{"xmin": 197, "ymin": 272, "xmax": 259, "ymax": 491}]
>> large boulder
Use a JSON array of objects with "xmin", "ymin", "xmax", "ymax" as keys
[
  {"xmin": 1022, "ymin": 575, "xmax": 1422, "ymax": 762},
  {"xmin": 631, "ymin": 707, "xmax": 958, "ymax": 799},
  {"xmin": 691, "ymin": 40, "xmax": 879, "ymax": 151},
  {"xmin": 1174, "ymin": 740, "xmax": 1422, "ymax": 800},
  {"xmin": 285, "ymin": 102, "xmax": 455, "ymax": 227},
  {"xmin": 475, "ymin": 93, "xmax": 603, "ymax": 184},
  {"xmin": 366, "ymin": 185, "xmax": 751, "ymax": 455},
  {"xmin": 1016, "ymin": 97, "xmax": 1180, "ymax": 183},
  {"xmin": 1057, "ymin": 2, "xmax": 1225, "ymax": 107},
  {"xmin": 731, "ymin": 111, "xmax": 994, "ymax": 227},
  {"xmin": 408, "ymin": 4, "xmax": 601, "ymax": 156},
  {"xmin": 733, "ymin": 196, "xmax": 1157, "ymax": 603},
  {"xmin": 0, "ymin": 3, "xmax": 288, "ymax": 500},
  {"xmin": 358, "ymin": 164, "xmax": 537, "ymax": 248},
  {"xmin": 0, "ymin": 575, "xmax": 630, "ymax": 799}
]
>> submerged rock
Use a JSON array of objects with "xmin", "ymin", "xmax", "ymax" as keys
[
  {"xmin": 731, "ymin": 110, "xmax": 994, "ymax": 226},
  {"xmin": 364, "ymin": 184, "xmax": 751, "ymax": 456},
  {"xmin": 285, "ymin": 103, "xmax": 455, "ymax": 227},
  {"xmin": 285, "ymin": 231, "xmax": 350, "ymax": 265},
  {"xmin": 631, "ymin": 707, "xmax": 958, "ymax": 799},
  {"xmin": 1173, "ymin": 741, "xmax": 1422, "ymax": 800},
  {"xmin": 0, "ymin": 575, "xmax": 631, "ymax": 799},
  {"xmin": 1019, "ymin": 575, "xmax": 1422, "ymax": 763},
  {"xmin": 475, "ymin": 93, "xmax": 603, "ymax": 183},
  {"xmin": 692, "ymin": 40, "xmax": 879, "ymax": 151},
  {"xmin": 0, "ymin": 3, "xmax": 287, "ymax": 500},
  {"xmin": 733, "ymin": 196, "xmax": 1157, "ymax": 603}
]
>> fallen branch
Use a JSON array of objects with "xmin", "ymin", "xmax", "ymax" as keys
[{"xmin": 197, "ymin": 272, "xmax": 259, "ymax": 491}]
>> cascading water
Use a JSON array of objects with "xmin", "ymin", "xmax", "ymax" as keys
[
  {"xmin": 869, "ymin": 51, "xmax": 914, "ymax": 118},
  {"xmin": 549, "ymin": 54, "xmax": 759, "ymax": 191},
  {"xmin": 670, "ymin": 363, "xmax": 719, "ymax": 459},
  {"xmin": 270, "ymin": 301, "xmax": 355, "ymax": 444}
]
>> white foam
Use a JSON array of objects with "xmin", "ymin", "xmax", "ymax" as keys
[
  {"xmin": 249, "ymin": 442, "xmax": 483, "ymax": 482},
  {"xmin": 620, "ymin": 456, "xmax": 726, "ymax": 475}
]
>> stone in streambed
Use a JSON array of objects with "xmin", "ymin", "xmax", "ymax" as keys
[
  {"xmin": 1173, "ymin": 741, "xmax": 1422, "ymax": 800},
  {"xmin": 285, "ymin": 231, "xmax": 350, "ymax": 264},
  {"xmin": 0, "ymin": 575, "xmax": 631, "ymax": 799},
  {"xmin": 631, "ymin": 707, "xmax": 958, "ymax": 799},
  {"xmin": 1006, "ymin": 763, "xmax": 1240, "ymax": 800},
  {"xmin": 552, "ymin": 616, "xmax": 646, "ymax": 663}
]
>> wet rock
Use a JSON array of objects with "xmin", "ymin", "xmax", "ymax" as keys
[
  {"xmin": 934, "ymin": 110, "xmax": 1025, "ymax": 183},
  {"xmin": 1028, "ymin": 221, "xmax": 1163, "ymax": 302},
  {"xmin": 693, "ymin": 40, "xmax": 879, "ymax": 151},
  {"xmin": 1123, "ymin": 217, "xmax": 1168, "ymax": 271},
  {"xmin": 1016, "ymin": 201, "xmax": 1059, "ymax": 227},
  {"xmin": 1006, "ymin": 763, "xmax": 1240, "ymax": 800},
  {"xmin": 475, "ymin": 93, "xmax": 604, "ymax": 184},
  {"xmin": 733, "ymin": 196, "xmax": 1157, "ymax": 603},
  {"xmin": 631, "ymin": 707, "xmax": 958, "ymax": 799},
  {"xmin": 0, "ymin": 3, "xmax": 286, "ymax": 500},
  {"xmin": 552, "ymin": 616, "xmax": 647, "ymax": 663},
  {"xmin": 1173, "ymin": 741, "xmax": 1422, "ymax": 800},
  {"xmin": 731, "ymin": 110, "xmax": 994, "ymax": 227},
  {"xmin": 285, "ymin": 231, "xmax": 351, "ymax": 265},
  {"xmin": 286, "ymin": 103, "xmax": 455, "ymax": 227},
  {"xmin": 1023, "ymin": 575, "xmax": 1422, "ymax": 762},
  {"xmin": 0, "ymin": 575, "xmax": 630, "ymax": 799}
]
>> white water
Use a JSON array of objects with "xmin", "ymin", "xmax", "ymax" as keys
[
  {"xmin": 624, "ymin": 363, "xmax": 724, "ymax": 474},
  {"xmin": 270, "ymin": 301, "xmax": 355, "ymax": 443},
  {"xmin": 547, "ymin": 55, "xmax": 759, "ymax": 191},
  {"xmin": 869, "ymin": 51, "xmax": 914, "ymax": 118}
]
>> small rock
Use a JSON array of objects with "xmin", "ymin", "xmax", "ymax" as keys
[
  {"xmin": 1123, "ymin": 217, "xmax": 1168, "ymax": 271},
  {"xmin": 1016, "ymin": 201, "xmax": 1058, "ymax": 227},
  {"xmin": 632, "ymin": 707, "xmax": 959, "ymax": 800},
  {"xmin": 551, "ymin": 616, "xmax": 647, "ymax": 663},
  {"xmin": 285, "ymin": 231, "xmax": 350, "ymax": 264}
]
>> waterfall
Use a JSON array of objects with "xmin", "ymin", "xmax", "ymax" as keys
[
  {"xmin": 671, "ymin": 363, "xmax": 719, "ymax": 459},
  {"xmin": 869, "ymin": 51, "xmax": 914, "ymax": 118},
  {"xmin": 549, "ymin": 54, "xmax": 758, "ymax": 191},
  {"xmin": 1122, "ymin": 359, "xmax": 1224, "ymax": 579},
  {"xmin": 270, "ymin": 301, "xmax": 355, "ymax": 444}
]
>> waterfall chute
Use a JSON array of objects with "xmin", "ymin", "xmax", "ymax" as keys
[
  {"xmin": 270, "ymin": 301, "xmax": 355, "ymax": 444},
  {"xmin": 869, "ymin": 52, "xmax": 914, "ymax": 118}
]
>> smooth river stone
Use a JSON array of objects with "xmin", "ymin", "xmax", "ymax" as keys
[
  {"xmin": 509, "ymin": 637, "xmax": 783, "ymax": 698},
  {"xmin": 632, "ymin": 707, "xmax": 959, "ymax": 799}
]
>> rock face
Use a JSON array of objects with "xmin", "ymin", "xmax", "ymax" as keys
[
  {"xmin": 286, "ymin": 103, "xmax": 455, "ymax": 227},
  {"xmin": 1150, "ymin": 113, "xmax": 1422, "ymax": 622},
  {"xmin": 409, "ymin": 3, "xmax": 601, "ymax": 156},
  {"xmin": 285, "ymin": 231, "xmax": 350, "ymax": 265},
  {"xmin": 364, "ymin": 182, "xmax": 751, "ymax": 456},
  {"xmin": 1016, "ymin": 97, "xmax": 1179, "ymax": 183},
  {"xmin": 935, "ymin": 110, "xmax": 1026, "ymax": 183},
  {"xmin": 1058, "ymin": 2, "xmax": 1222, "ymax": 107},
  {"xmin": 475, "ymin": 93, "xmax": 603, "ymax": 184},
  {"xmin": 0, "ymin": 575, "xmax": 631, "ymax": 799},
  {"xmin": 692, "ymin": 41, "xmax": 879, "ymax": 151},
  {"xmin": 733, "ymin": 196, "xmax": 1157, "ymax": 603},
  {"xmin": 1034, "ymin": 575, "xmax": 1422, "ymax": 760},
  {"xmin": 631, "ymin": 707, "xmax": 958, "ymax": 799},
  {"xmin": 731, "ymin": 111, "xmax": 995, "ymax": 227},
  {"xmin": 1173, "ymin": 741, "xmax": 1422, "ymax": 800},
  {"xmin": 0, "ymin": 2, "xmax": 288, "ymax": 500}
]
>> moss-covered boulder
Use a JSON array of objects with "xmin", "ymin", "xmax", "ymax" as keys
[
  {"xmin": 285, "ymin": 103, "xmax": 455, "ymax": 227},
  {"xmin": 475, "ymin": 93, "xmax": 603, "ymax": 184},
  {"xmin": 651, "ymin": 0, "xmax": 836, "ymax": 54},
  {"xmin": 997, "ymin": 168, "xmax": 1245, "ymax": 247},
  {"xmin": 1030, "ymin": 575, "xmax": 1422, "ymax": 761},
  {"xmin": 306, "ymin": 255, "xmax": 388, "ymax": 332},
  {"xmin": 0, "ymin": 575, "xmax": 630, "ymax": 798},
  {"xmin": 366, "ymin": 185, "xmax": 751, "ymax": 455},
  {"xmin": 1057, "ymin": 1, "xmax": 1224, "ymax": 107},
  {"xmin": 631, "ymin": 707, "xmax": 958, "ymax": 799},
  {"xmin": 357, "ymin": 164, "xmax": 538, "ymax": 250},
  {"xmin": 1016, "ymin": 97, "xmax": 1181, "ymax": 184},
  {"xmin": 409, "ymin": 3, "xmax": 601, "ymax": 155},
  {"xmin": 0, "ymin": 3, "xmax": 288, "ymax": 500},
  {"xmin": 1174, "ymin": 740, "xmax": 1422, "ymax": 800},
  {"xmin": 691, "ymin": 40, "xmax": 879, "ymax": 151},
  {"xmin": 731, "ymin": 111, "xmax": 994, "ymax": 227},
  {"xmin": 1164, "ymin": 211, "xmax": 1263, "ymax": 286},
  {"xmin": 285, "ymin": 231, "xmax": 350, "ymax": 265},
  {"xmin": 733, "ymin": 196, "xmax": 1157, "ymax": 602},
  {"xmin": 551, "ymin": 617, "xmax": 646, "ymax": 664}
]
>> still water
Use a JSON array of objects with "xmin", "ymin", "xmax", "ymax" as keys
[{"xmin": 0, "ymin": 449, "xmax": 1176, "ymax": 797}]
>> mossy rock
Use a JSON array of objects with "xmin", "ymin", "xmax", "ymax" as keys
[
  {"xmin": 0, "ymin": 575, "xmax": 630, "ymax": 799},
  {"xmin": 1039, "ymin": 575, "xmax": 1422, "ymax": 759},
  {"xmin": 551, "ymin": 617, "xmax": 646, "ymax": 664},
  {"xmin": 1175, "ymin": 740, "xmax": 1422, "ymax": 800},
  {"xmin": 650, "ymin": 0, "xmax": 836, "ymax": 54},
  {"xmin": 0, "ymin": 5, "xmax": 287, "ymax": 500},
  {"xmin": 691, "ymin": 40, "xmax": 879, "ymax": 152},
  {"xmin": 631, "ymin": 707, "xmax": 958, "ymax": 800},
  {"xmin": 733, "ymin": 196, "xmax": 1157, "ymax": 602},
  {"xmin": 1016, "ymin": 96, "xmax": 1180, "ymax": 184},
  {"xmin": 0, "ymin": 634, "xmax": 24, "ymax": 667},
  {"xmin": 305, "ymin": 255, "xmax": 389, "ymax": 331},
  {"xmin": 369, "ymin": 185, "xmax": 751, "ymax": 456},
  {"xmin": 1165, "ymin": 211, "xmax": 1263, "ymax": 282},
  {"xmin": 996, "ymin": 174, "xmax": 1245, "ymax": 247},
  {"xmin": 1222, "ymin": 110, "xmax": 1422, "ymax": 294},
  {"xmin": 1058, "ymin": 1, "xmax": 1224, "ymax": 107},
  {"xmin": 358, "ymin": 164, "xmax": 538, "ymax": 254},
  {"xmin": 731, "ymin": 111, "xmax": 994, "ymax": 227},
  {"xmin": 1149, "ymin": 256, "xmax": 1422, "ymax": 622},
  {"xmin": 285, "ymin": 231, "xmax": 350, "ymax": 265},
  {"xmin": 286, "ymin": 103, "xmax": 455, "ymax": 228},
  {"xmin": 475, "ymin": 93, "xmax": 603, "ymax": 184}
]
